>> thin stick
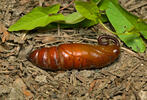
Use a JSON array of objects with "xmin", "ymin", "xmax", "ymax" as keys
[
  {"xmin": 121, "ymin": 47, "xmax": 147, "ymax": 61},
  {"xmin": 60, "ymin": 0, "xmax": 75, "ymax": 11}
]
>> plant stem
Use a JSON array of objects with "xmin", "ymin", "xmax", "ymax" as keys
[{"xmin": 98, "ymin": 19, "xmax": 117, "ymax": 35}]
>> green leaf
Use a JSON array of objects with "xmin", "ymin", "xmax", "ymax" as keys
[
  {"xmin": 32, "ymin": 4, "xmax": 61, "ymax": 14},
  {"xmin": 100, "ymin": 14, "xmax": 108, "ymax": 22},
  {"xmin": 99, "ymin": 0, "xmax": 118, "ymax": 10},
  {"xmin": 41, "ymin": 18, "xmax": 100, "ymax": 30},
  {"xmin": 91, "ymin": 0, "xmax": 101, "ymax": 4},
  {"xmin": 64, "ymin": 12, "xmax": 85, "ymax": 24},
  {"xmin": 78, "ymin": 19, "xmax": 99, "ymax": 27},
  {"xmin": 43, "ymin": 19, "xmax": 99, "ymax": 30},
  {"xmin": 75, "ymin": 0, "xmax": 99, "ymax": 22},
  {"xmin": 39, "ymin": 23, "xmax": 80, "ymax": 30},
  {"xmin": 103, "ymin": 1, "xmax": 147, "ymax": 39},
  {"xmin": 106, "ymin": 2, "xmax": 134, "ymax": 33},
  {"xmin": 104, "ymin": 1, "xmax": 146, "ymax": 52},
  {"xmin": 8, "ymin": 4, "xmax": 65, "ymax": 31},
  {"xmin": 135, "ymin": 20, "xmax": 147, "ymax": 39},
  {"xmin": 118, "ymin": 32, "xmax": 145, "ymax": 52}
]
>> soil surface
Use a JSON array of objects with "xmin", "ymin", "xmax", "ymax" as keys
[{"xmin": 0, "ymin": 0, "xmax": 147, "ymax": 100}]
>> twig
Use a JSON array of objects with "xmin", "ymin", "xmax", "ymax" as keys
[
  {"xmin": 80, "ymin": 38, "xmax": 97, "ymax": 42},
  {"xmin": 57, "ymin": 24, "xmax": 61, "ymax": 36},
  {"xmin": 0, "ymin": 71, "xmax": 11, "ymax": 74},
  {"xmin": 121, "ymin": 47, "xmax": 139, "ymax": 57},
  {"xmin": 128, "ymin": 1, "xmax": 147, "ymax": 11},
  {"xmin": 121, "ymin": 47, "xmax": 147, "ymax": 61},
  {"xmin": 60, "ymin": 0, "xmax": 75, "ymax": 11},
  {"xmin": 124, "ymin": 0, "xmax": 134, "ymax": 7}
]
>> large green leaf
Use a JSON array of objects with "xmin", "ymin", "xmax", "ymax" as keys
[
  {"xmin": 92, "ymin": 0, "xmax": 101, "ymax": 4},
  {"xmin": 64, "ymin": 12, "xmax": 85, "ymax": 24},
  {"xmin": 8, "ymin": 4, "xmax": 64, "ymax": 31},
  {"xmin": 106, "ymin": 2, "xmax": 134, "ymax": 33},
  {"xmin": 102, "ymin": 0, "xmax": 146, "ymax": 52},
  {"xmin": 99, "ymin": 0, "xmax": 118, "ymax": 10},
  {"xmin": 106, "ymin": 2, "xmax": 147, "ymax": 38},
  {"xmin": 75, "ymin": 0, "xmax": 99, "ymax": 22},
  {"xmin": 43, "ymin": 19, "xmax": 99, "ymax": 30},
  {"xmin": 41, "ymin": 18, "xmax": 100, "ymax": 30}
]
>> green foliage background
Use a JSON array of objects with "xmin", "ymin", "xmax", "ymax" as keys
[{"xmin": 8, "ymin": 0, "xmax": 147, "ymax": 52}]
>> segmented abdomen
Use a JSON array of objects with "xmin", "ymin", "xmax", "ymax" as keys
[{"xmin": 28, "ymin": 43, "xmax": 120, "ymax": 70}]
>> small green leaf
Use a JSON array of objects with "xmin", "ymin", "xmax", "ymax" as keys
[
  {"xmin": 118, "ymin": 32, "xmax": 145, "ymax": 52},
  {"xmin": 75, "ymin": 0, "xmax": 99, "ymax": 22},
  {"xmin": 8, "ymin": 4, "xmax": 64, "ymax": 31},
  {"xmin": 64, "ymin": 12, "xmax": 85, "ymax": 24}
]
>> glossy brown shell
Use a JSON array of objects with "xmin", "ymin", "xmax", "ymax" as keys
[{"xmin": 28, "ymin": 43, "xmax": 120, "ymax": 70}]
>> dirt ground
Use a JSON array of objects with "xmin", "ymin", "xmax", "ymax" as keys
[{"xmin": 0, "ymin": 0, "xmax": 147, "ymax": 100}]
